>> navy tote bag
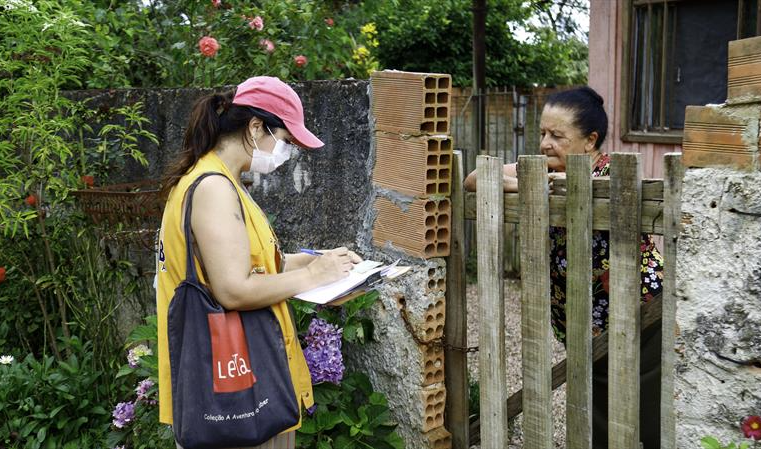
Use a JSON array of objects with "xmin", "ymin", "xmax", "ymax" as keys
[{"xmin": 168, "ymin": 173, "xmax": 300, "ymax": 449}]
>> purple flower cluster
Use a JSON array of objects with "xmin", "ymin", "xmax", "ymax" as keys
[
  {"xmin": 126, "ymin": 344, "xmax": 152, "ymax": 368},
  {"xmin": 303, "ymin": 318, "xmax": 344, "ymax": 384},
  {"xmin": 135, "ymin": 378, "xmax": 154, "ymax": 402},
  {"xmin": 112, "ymin": 401, "xmax": 135, "ymax": 428}
]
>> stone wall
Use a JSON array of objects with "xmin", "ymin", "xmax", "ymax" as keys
[
  {"xmin": 69, "ymin": 79, "xmax": 449, "ymax": 448},
  {"xmin": 675, "ymin": 168, "xmax": 761, "ymax": 444}
]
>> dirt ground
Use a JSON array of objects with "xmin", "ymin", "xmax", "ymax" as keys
[{"xmin": 465, "ymin": 279, "xmax": 568, "ymax": 449}]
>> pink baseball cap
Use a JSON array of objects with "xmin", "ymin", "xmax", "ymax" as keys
[{"xmin": 232, "ymin": 76, "xmax": 324, "ymax": 149}]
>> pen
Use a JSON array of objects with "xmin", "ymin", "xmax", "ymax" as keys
[{"xmin": 299, "ymin": 248, "xmax": 323, "ymax": 256}]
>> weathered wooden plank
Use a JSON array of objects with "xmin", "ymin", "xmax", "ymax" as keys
[
  {"xmin": 463, "ymin": 193, "xmax": 664, "ymax": 235},
  {"xmin": 476, "ymin": 155, "xmax": 508, "ymax": 449},
  {"xmin": 445, "ymin": 151, "xmax": 469, "ymax": 449},
  {"xmin": 660, "ymin": 153, "xmax": 684, "ymax": 449},
  {"xmin": 468, "ymin": 293, "xmax": 663, "ymax": 446},
  {"xmin": 608, "ymin": 153, "xmax": 642, "ymax": 449},
  {"xmin": 551, "ymin": 177, "xmax": 664, "ymax": 201},
  {"xmin": 518, "ymin": 155, "xmax": 553, "ymax": 449},
  {"xmin": 565, "ymin": 155, "xmax": 593, "ymax": 449}
]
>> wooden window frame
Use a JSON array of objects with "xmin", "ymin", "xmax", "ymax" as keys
[{"xmin": 620, "ymin": 0, "xmax": 759, "ymax": 144}]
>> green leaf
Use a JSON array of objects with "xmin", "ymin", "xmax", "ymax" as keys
[
  {"xmin": 700, "ymin": 436, "xmax": 723, "ymax": 449},
  {"xmin": 115, "ymin": 365, "xmax": 136, "ymax": 378},
  {"xmin": 334, "ymin": 435, "xmax": 355, "ymax": 449},
  {"xmin": 298, "ymin": 417, "xmax": 318, "ymax": 434}
]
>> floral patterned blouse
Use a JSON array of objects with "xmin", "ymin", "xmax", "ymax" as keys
[{"xmin": 549, "ymin": 153, "xmax": 664, "ymax": 343}]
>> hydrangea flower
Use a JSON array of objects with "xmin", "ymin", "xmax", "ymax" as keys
[
  {"xmin": 135, "ymin": 378, "xmax": 154, "ymax": 401},
  {"xmin": 127, "ymin": 344, "xmax": 152, "ymax": 368},
  {"xmin": 303, "ymin": 318, "xmax": 343, "ymax": 384},
  {"xmin": 112, "ymin": 401, "xmax": 135, "ymax": 428}
]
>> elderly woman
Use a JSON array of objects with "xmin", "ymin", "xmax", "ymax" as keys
[{"xmin": 464, "ymin": 86, "xmax": 664, "ymax": 449}]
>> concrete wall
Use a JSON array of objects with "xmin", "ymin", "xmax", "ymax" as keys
[{"xmin": 675, "ymin": 168, "xmax": 761, "ymax": 445}]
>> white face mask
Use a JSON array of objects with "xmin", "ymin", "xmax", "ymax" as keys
[{"xmin": 247, "ymin": 127, "xmax": 293, "ymax": 174}]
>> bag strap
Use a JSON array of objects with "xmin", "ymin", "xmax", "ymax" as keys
[{"xmin": 182, "ymin": 172, "xmax": 245, "ymax": 283}]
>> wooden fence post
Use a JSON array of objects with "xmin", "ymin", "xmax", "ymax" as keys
[
  {"xmin": 446, "ymin": 151, "xmax": 469, "ymax": 449},
  {"xmin": 565, "ymin": 154, "xmax": 594, "ymax": 449},
  {"xmin": 476, "ymin": 155, "xmax": 508, "ymax": 448},
  {"xmin": 608, "ymin": 153, "xmax": 643, "ymax": 449},
  {"xmin": 661, "ymin": 153, "xmax": 684, "ymax": 449},
  {"xmin": 518, "ymin": 155, "xmax": 553, "ymax": 449}
]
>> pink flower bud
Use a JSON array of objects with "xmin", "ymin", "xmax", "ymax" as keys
[
  {"xmin": 248, "ymin": 15, "xmax": 264, "ymax": 31},
  {"xmin": 259, "ymin": 39, "xmax": 275, "ymax": 54},
  {"xmin": 325, "ymin": 17, "xmax": 334, "ymax": 27},
  {"xmin": 294, "ymin": 55, "xmax": 308, "ymax": 68}
]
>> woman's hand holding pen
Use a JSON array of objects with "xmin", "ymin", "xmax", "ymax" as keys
[{"xmin": 305, "ymin": 247, "xmax": 361, "ymax": 284}]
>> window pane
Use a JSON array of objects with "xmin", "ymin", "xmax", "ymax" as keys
[
  {"xmin": 669, "ymin": 0, "xmax": 737, "ymax": 129},
  {"xmin": 630, "ymin": 0, "xmax": 738, "ymax": 132}
]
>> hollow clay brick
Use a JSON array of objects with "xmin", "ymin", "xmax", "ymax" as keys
[
  {"xmin": 728, "ymin": 36, "xmax": 761, "ymax": 103},
  {"xmin": 424, "ymin": 426, "xmax": 452, "ymax": 449},
  {"xmin": 422, "ymin": 299, "xmax": 445, "ymax": 342},
  {"xmin": 373, "ymin": 197, "xmax": 451, "ymax": 258},
  {"xmin": 682, "ymin": 105, "xmax": 759, "ymax": 171},
  {"xmin": 373, "ymin": 132, "xmax": 453, "ymax": 197},
  {"xmin": 420, "ymin": 385, "xmax": 446, "ymax": 432},
  {"xmin": 425, "ymin": 267, "xmax": 447, "ymax": 295},
  {"xmin": 371, "ymin": 70, "xmax": 451, "ymax": 135},
  {"xmin": 422, "ymin": 344, "xmax": 445, "ymax": 387}
]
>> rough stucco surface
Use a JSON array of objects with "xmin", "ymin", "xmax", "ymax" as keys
[
  {"xmin": 69, "ymin": 80, "xmax": 444, "ymax": 447},
  {"xmin": 675, "ymin": 168, "xmax": 761, "ymax": 445},
  {"xmin": 344, "ymin": 258, "xmax": 447, "ymax": 449}
]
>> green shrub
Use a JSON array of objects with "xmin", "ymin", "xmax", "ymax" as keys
[{"xmin": 0, "ymin": 337, "xmax": 111, "ymax": 449}]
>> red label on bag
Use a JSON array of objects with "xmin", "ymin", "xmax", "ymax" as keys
[{"xmin": 208, "ymin": 311, "xmax": 257, "ymax": 393}]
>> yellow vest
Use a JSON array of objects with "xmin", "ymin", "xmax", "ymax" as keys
[{"xmin": 156, "ymin": 152, "xmax": 314, "ymax": 427}]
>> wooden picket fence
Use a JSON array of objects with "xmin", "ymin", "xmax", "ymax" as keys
[{"xmin": 444, "ymin": 152, "xmax": 684, "ymax": 449}]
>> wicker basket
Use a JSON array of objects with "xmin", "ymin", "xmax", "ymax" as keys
[{"xmin": 71, "ymin": 180, "xmax": 163, "ymax": 226}]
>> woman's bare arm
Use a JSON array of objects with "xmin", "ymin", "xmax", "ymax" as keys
[
  {"xmin": 190, "ymin": 176, "xmax": 353, "ymax": 311},
  {"xmin": 463, "ymin": 162, "xmax": 519, "ymax": 192}
]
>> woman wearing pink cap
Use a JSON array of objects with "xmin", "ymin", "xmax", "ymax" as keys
[{"xmin": 156, "ymin": 77, "xmax": 360, "ymax": 448}]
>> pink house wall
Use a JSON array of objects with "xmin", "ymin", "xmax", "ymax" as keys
[{"xmin": 588, "ymin": 0, "xmax": 681, "ymax": 178}]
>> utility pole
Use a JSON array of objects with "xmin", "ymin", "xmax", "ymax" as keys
[{"xmin": 473, "ymin": 0, "xmax": 487, "ymax": 160}]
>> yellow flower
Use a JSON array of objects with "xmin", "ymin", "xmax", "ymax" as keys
[
  {"xmin": 361, "ymin": 22, "xmax": 377, "ymax": 36},
  {"xmin": 353, "ymin": 45, "xmax": 370, "ymax": 62}
]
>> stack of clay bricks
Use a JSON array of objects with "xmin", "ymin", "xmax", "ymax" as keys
[
  {"xmin": 683, "ymin": 35, "xmax": 761, "ymax": 171},
  {"xmin": 371, "ymin": 70, "xmax": 453, "ymax": 259},
  {"xmin": 371, "ymin": 70, "xmax": 453, "ymax": 449}
]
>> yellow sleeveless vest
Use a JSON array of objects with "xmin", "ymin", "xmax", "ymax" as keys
[{"xmin": 156, "ymin": 152, "xmax": 314, "ymax": 427}]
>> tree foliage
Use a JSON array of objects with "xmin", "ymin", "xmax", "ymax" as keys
[
  {"xmin": 19, "ymin": 0, "xmax": 587, "ymax": 89},
  {"xmin": 357, "ymin": 0, "xmax": 588, "ymax": 87}
]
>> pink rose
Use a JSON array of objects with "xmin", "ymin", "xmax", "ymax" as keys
[
  {"xmin": 294, "ymin": 55, "xmax": 308, "ymax": 68},
  {"xmin": 198, "ymin": 36, "xmax": 219, "ymax": 57},
  {"xmin": 211, "ymin": 0, "xmax": 221, "ymax": 8},
  {"xmin": 325, "ymin": 17, "xmax": 334, "ymax": 27},
  {"xmin": 248, "ymin": 15, "xmax": 264, "ymax": 31},
  {"xmin": 259, "ymin": 39, "xmax": 275, "ymax": 54}
]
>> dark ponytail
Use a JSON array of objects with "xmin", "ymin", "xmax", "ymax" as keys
[
  {"xmin": 545, "ymin": 86, "xmax": 608, "ymax": 149},
  {"xmin": 161, "ymin": 89, "xmax": 287, "ymax": 198}
]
